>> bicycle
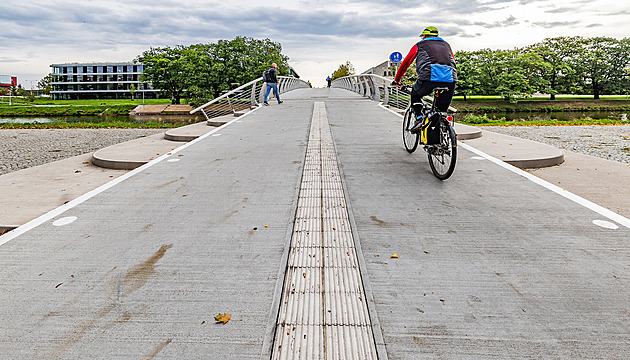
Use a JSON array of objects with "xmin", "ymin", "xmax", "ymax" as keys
[{"xmin": 400, "ymin": 85, "xmax": 457, "ymax": 180}]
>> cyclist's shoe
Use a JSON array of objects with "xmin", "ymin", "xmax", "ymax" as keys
[
  {"xmin": 409, "ymin": 120, "xmax": 422, "ymax": 133},
  {"xmin": 409, "ymin": 116, "xmax": 424, "ymax": 133}
]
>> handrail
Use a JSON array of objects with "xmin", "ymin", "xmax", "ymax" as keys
[
  {"xmin": 331, "ymin": 74, "xmax": 457, "ymax": 113},
  {"xmin": 190, "ymin": 76, "xmax": 310, "ymax": 120}
]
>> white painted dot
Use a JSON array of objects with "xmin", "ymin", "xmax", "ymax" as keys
[
  {"xmin": 212, "ymin": 134, "xmax": 222, "ymax": 137},
  {"xmin": 471, "ymin": 156, "xmax": 485, "ymax": 160},
  {"xmin": 167, "ymin": 158, "xmax": 180, "ymax": 163},
  {"xmin": 593, "ymin": 220, "xmax": 619, "ymax": 230},
  {"xmin": 53, "ymin": 216, "xmax": 77, "ymax": 227}
]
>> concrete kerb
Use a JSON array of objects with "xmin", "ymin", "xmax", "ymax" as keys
[
  {"xmin": 94, "ymin": 115, "xmax": 237, "ymax": 169},
  {"xmin": 462, "ymin": 130, "xmax": 565, "ymax": 168}
]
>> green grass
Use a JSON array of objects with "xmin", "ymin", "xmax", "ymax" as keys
[
  {"xmin": 0, "ymin": 105, "xmax": 137, "ymax": 116},
  {"xmin": 459, "ymin": 113, "xmax": 629, "ymax": 126},
  {"xmin": 0, "ymin": 97, "xmax": 169, "ymax": 106},
  {"xmin": 0, "ymin": 121, "xmax": 177, "ymax": 129}
]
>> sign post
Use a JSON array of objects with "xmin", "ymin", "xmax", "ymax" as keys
[{"xmin": 389, "ymin": 52, "xmax": 403, "ymax": 77}]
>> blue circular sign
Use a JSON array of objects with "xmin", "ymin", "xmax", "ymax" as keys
[{"xmin": 390, "ymin": 52, "xmax": 403, "ymax": 63}]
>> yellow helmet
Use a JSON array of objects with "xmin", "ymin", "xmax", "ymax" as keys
[{"xmin": 421, "ymin": 26, "xmax": 439, "ymax": 37}]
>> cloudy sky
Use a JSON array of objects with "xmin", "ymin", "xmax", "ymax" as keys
[{"xmin": 1, "ymin": 0, "xmax": 628, "ymax": 88}]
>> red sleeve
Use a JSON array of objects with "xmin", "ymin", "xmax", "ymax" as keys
[{"xmin": 394, "ymin": 45, "xmax": 417, "ymax": 82}]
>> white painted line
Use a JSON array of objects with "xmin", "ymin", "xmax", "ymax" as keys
[
  {"xmin": 212, "ymin": 133, "xmax": 222, "ymax": 136},
  {"xmin": 593, "ymin": 220, "xmax": 619, "ymax": 230},
  {"xmin": 458, "ymin": 142, "xmax": 630, "ymax": 230},
  {"xmin": 471, "ymin": 156, "xmax": 485, "ymax": 160},
  {"xmin": 0, "ymin": 107, "xmax": 261, "ymax": 247},
  {"xmin": 52, "ymin": 216, "xmax": 77, "ymax": 227},
  {"xmin": 378, "ymin": 102, "xmax": 404, "ymax": 117},
  {"xmin": 167, "ymin": 158, "xmax": 181, "ymax": 163},
  {"xmin": 379, "ymin": 102, "xmax": 630, "ymax": 230}
]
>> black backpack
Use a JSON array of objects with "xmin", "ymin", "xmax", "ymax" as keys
[{"xmin": 262, "ymin": 69, "xmax": 272, "ymax": 82}]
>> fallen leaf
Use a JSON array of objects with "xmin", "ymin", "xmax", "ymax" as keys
[
  {"xmin": 374, "ymin": 255, "xmax": 379, "ymax": 257},
  {"xmin": 391, "ymin": 253, "xmax": 399, "ymax": 258},
  {"xmin": 332, "ymin": 227, "xmax": 336, "ymax": 230},
  {"xmin": 477, "ymin": 169, "xmax": 482, "ymax": 172},
  {"xmin": 39, "ymin": 272, "xmax": 44, "ymax": 276},
  {"xmin": 183, "ymin": 194, "xmax": 188, "ymax": 197},
  {"xmin": 264, "ymin": 225, "xmax": 269, "ymax": 228},
  {"xmin": 55, "ymin": 283, "xmax": 63, "ymax": 288},
  {"xmin": 214, "ymin": 313, "xmax": 231, "ymax": 324},
  {"xmin": 201, "ymin": 321, "xmax": 206, "ymax": 325}
]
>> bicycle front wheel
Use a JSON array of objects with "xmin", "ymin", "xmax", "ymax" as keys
[
  {"xmin": 428, "ymin": 120, "xmax": 457, "ymax": 180},
  {"xmin": 402, "ymin": 108, "xmax": 419, "ymax": 153}
]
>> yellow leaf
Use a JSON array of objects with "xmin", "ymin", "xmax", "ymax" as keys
[
  {"xmin": 390, "ymin": 253, "xmax": 399, "ymax": 258},
  {"xmin": 264, "ymin": 225, "xmax": 269, "ymax": 228},
  {"xmin": 214, "ymin": 313, "xmax": 231, "ymax": 324}
]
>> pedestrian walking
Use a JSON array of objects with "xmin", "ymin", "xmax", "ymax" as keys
[
  {"xmin": 263, "ymin": 63, "xmax": 283, "ymax": 105},
  {"xmin": 326, "ymin": 76, "xmax": 332, "ymax": 88}
]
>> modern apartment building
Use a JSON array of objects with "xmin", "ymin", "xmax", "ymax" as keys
[
  {"xmin": 50, "ymin": 62, "xmax": 160, "ymax": 100},
  {"xmin": 0, "ymin": 74, "xmax": 18, "ymax": 95}
]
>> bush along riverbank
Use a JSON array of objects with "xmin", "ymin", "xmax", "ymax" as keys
[
  {"xmin": 0, "ymin": 121, "xmax": 177, "ymax": 129},
  {"xmin": 459, "ymin": 113, "xmax": 629, "ymax": 126},
  {"xmin": 451, "ymin": 99, "xmax": 630, "ymax": 113},
  {"xmin": 0, "ymin": 105, "xmax": 136, "ymax": 117}
]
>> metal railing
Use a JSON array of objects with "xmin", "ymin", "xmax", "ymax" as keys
[
  {"xmin": 190, "ymin": 76, "xmax": 310, "ymax": 120},
  {"xmin": 331, "ymin": 74, "xmax": 456, "ymax": 112}
]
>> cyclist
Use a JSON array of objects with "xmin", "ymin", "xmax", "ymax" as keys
[{"xmin": 392, "ymin": 26, "xmax": 457, "ymax": 132}]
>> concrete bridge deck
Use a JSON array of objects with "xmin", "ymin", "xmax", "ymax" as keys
[{"xmin": 1, "ymin": 88, "xmax": 630, "ymax": 359}]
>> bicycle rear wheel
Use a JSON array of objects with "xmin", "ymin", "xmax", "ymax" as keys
[
  {"xmin": 428, "ymin": 119, "xmax": 457, "ymax": 180},
  {"xmin": 402, "ymin": 108, "xmax": 419, "ymax": 153}
]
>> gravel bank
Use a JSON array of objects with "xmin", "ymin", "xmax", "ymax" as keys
[
  {"xmin": 483, "ymin": 125, "xmax": 630, "ymax": 164},
  {"xmin": 0, "ymin": 128, "xmax": 166, "ymax": 175}
]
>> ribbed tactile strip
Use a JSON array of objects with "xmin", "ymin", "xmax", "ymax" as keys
[{"xmin": 272, "ymin": 102, "xmax": 378, "ymax": 359}]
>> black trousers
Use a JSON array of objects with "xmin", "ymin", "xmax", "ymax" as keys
[{"xmin": 411, "ymin": 81, "xmax": 456, "ymax": 116}]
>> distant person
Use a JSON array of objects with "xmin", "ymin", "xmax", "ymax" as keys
[
  {"xmin": 263, "ymin": 63, "xmax": 283, "ymax": 106},
  {"xmin": 392, "ymin": 26, "xmax": 457, "ymax": 132},
  {"xmin": 326, "ymin": 76, "xmax": 332, "ymax": 88}
]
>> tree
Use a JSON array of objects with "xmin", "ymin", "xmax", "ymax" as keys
[
  {"xmin": 138, "ymin": 37, "xmax": 290, "ymax": 105},
  {"xmin": 37, "ymin": 74, "xmax": 53, "ymax": 95},
  {"xmin": 204, "ymin": 37, "xmax": 290, "ymax": 98},
  {"xmin": 16, "ymin": 84, "xmax": 27, "ymax": 97},
  {"xmin": 331, "ymin": 61, "xmax": 355, "ymax": 80},
  {"xmin": 137, "ymin": 45, "xmax": 191, "ymax": 104},
  {"xmin": 453, "ymin": 51, "xmax": 481, "ymax": 100},
  {"xmin": 524, "ymin": 37, "xmax": 585, "ymax": 99},
  {"xmin": 129, "ymin": 83, "xmax": 136, "ymax": 100},
  {"xmin": 580, "ymin": 37, "xmax": 621, "ymax": 99}
]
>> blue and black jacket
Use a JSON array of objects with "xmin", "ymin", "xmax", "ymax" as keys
[{"xmin": 394, "ymin": 37, "xmax": 457, "ymax": 83}]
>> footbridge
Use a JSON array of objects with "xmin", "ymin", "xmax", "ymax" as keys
[{"xmin": 1, "ymin": 78, "xmax": 630, "ymax": 359}]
